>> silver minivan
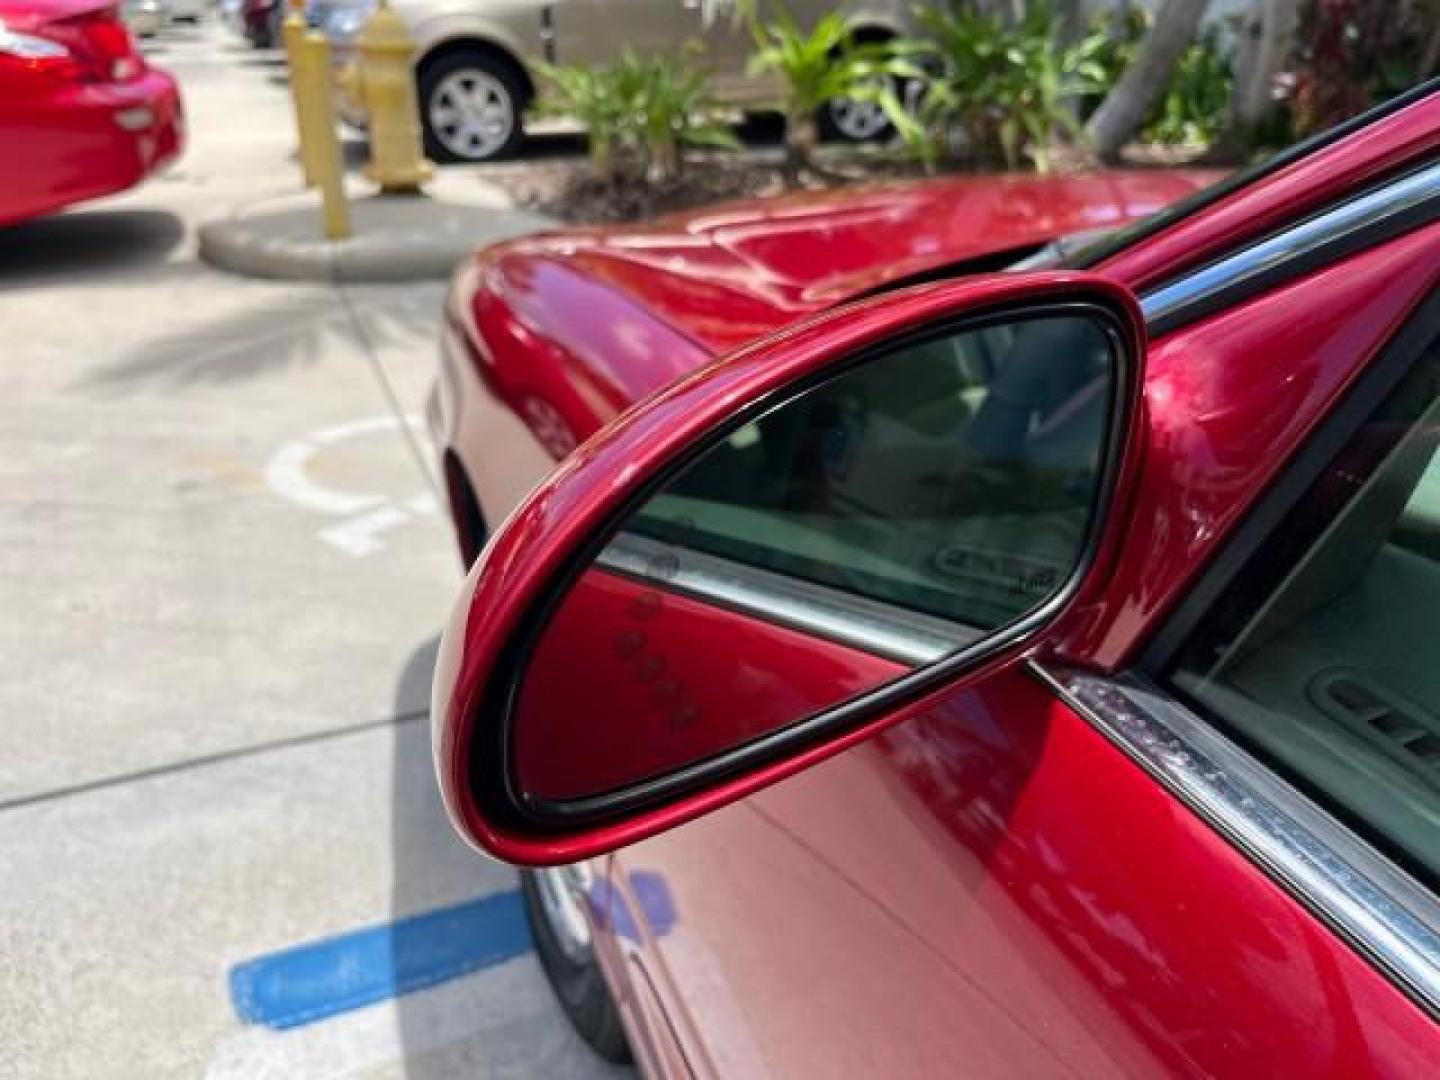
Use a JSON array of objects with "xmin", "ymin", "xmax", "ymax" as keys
[{"xmin": 323, "ymin": 0, "xmax": 911, "ymax": 162}]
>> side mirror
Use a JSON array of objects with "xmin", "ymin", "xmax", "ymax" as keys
[{"xmin": 433, "ymin": 273, "xmax": 1144, "ymax": 865}]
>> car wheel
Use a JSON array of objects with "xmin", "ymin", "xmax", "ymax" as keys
[
  {"xmin": 520, "ymin": 867, "xmax": 631, "ymax": 1064},
  {"xmin": 419, "ymin": 49, "xmax": 526, "ymax": 163},
  {"xmin": 817, "ymin": 91, "xmax": 895, "ymax": 144}
]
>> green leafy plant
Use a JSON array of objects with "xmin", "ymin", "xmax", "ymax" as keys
[
  {"xmin": 1144, "ymin": 26, "xmax": 1232, "ymax": 145},
  {"xmin": 530, "ymin": 60, "xmax": 634, "ymax": 182},
  {"xmin": 747, "ymin": 7, "xmax": 917, "ymax": 177},
  {"xmin": 532, "ymin": 49, "xmax": 737, "ymax": 183},
  {"xmin": 895, "ymin": 1, "xmax": 1108, "ymax": 172},
  {"xmin": 631, "ymin": 49, "xmax": 741, "ymax": 180}
]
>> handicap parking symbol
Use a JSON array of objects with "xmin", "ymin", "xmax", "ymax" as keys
[{"xmin": 265, "ymin": 415, "xmax": 438, "ymax": 558}]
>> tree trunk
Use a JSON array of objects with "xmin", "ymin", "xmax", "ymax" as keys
[
  {"xmin": 1228, "ymin": 0, "xmax": 1264, "ymax": 125},
  {"xmin": 1084, "ymin": 0, "xmax": 1212, "ymax": 162},
  {"xmin": 590, "ymin": 139, "xmax": 615, "ymax": 185},
  {"xmin": 1227, "ymin": 0, "xmax": 1298, "ymax": 143},
  {"xmin": 1114, "ymin": 0, "xmax": 1133, "ymax": 31},
  {"xmin": 647, "ymin": 138, "xmax": 681, "ymax": 184},
  {"xmin": 785, "ymin": 112, "xmax": 818, "ymax": 183}
]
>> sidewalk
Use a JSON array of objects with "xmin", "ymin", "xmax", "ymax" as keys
[{"xmin": 198, "ymin": 169, "xmax": 555, "ymax": 282}]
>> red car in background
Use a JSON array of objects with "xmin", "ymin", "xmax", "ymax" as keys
[
  {"xmin": 240, "ymin": 0, "xmax": 280, "ymax": 49},
  {"xmin": 0, "ymin": 0, "xmax": 182, "ymax": 227},
  {"xmin": 431, "ymin": 81, "xmax": 1440, "ymax": 1077}
]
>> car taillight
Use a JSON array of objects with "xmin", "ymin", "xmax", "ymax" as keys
[{"xmin": 31, "ymin": 7, "xmax": 143, "ymax": 83}]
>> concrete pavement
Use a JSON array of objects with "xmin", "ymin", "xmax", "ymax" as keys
[{"xmin": 0, "ymin": 18, "xmax": 615, "ymax": 1079}]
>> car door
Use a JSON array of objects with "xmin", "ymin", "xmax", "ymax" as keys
[
  {"xmin": 598, "ymin": 170, "xmax": 1440, "ymax": 1074},
  {"xmin": 549, "ymin": 0, "xmax": 709, "ymax": 69}
]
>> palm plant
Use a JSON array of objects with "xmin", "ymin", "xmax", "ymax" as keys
[
  {"xmin": 896, "ymin": 2, "xmax": 1108, "ymax": 172},
  {"xmin": 530, "ymin": 59, "xmax": 635, "ymax": 182},
  {"xmin": 631, "ymin": 50, "xmax": 740, "ymax": 181},
  {"xmin": 747, "ymin": 8, "xmax": 915, "ymax": 177},
  {"xmin": 532, "ymin": 50, "xmax": 736, "ymax": 184}
]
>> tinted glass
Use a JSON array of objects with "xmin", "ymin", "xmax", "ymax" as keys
[
  {"xmin": 627, "ymin": 314, "xmax": 1116, "ymax": 631},
  {"xmin": 1172, "ymin": 332, "xmax": 1440, "ymax": 884}
]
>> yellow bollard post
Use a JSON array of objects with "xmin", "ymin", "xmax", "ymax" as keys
[
  {"xmin": 354, "ymin": 0, "xmax": 433, "ymax": 193},
  {"xmin": 282, "ymin": 0, "xmax": 316, "ymax": 187},
  {"xmin": 295, "ymin": 29, "xmax": 351, "ymax": 240}
]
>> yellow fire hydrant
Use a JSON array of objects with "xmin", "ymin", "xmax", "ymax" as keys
[{"xmin": 353, "ymin": 0, "xmax": 433, "ymax": 193}]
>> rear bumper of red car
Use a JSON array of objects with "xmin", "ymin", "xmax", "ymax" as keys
[
  {"xmin": 67, "ymin": 67, "xmax": 185, "ymax": 189},
  {"xmin": 0, "ymin": 67, "xmax": 185, "ymax": 227},
  {"xmin": 103, "ymin": 67, "xmax": 186, "ymax": 176}
]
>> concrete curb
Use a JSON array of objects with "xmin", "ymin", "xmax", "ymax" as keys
[{"xmin": 198, "ymin": 173, "xmax": 556, "ymax": 283}]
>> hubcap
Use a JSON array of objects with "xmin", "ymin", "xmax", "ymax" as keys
[
  {"xmin": 827, "ymin": 94, "xmax": 891, "ymax": 141},
  {"xmin": 428, "ymin": 69, "xmax": 514, "ymax": 160},
  {"xmin": 533, "ymin": 864, "xmax": 595, "ymax": 965}
]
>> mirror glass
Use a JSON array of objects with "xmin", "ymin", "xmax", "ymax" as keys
[{"xmin": 512, "ymin": 310, "xmax": 1123, "ymax": 804}]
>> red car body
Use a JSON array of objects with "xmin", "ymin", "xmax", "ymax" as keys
[
  {"xmin": 0, "ymin": 0, "xmax": 182, "ymax": 227},
  {"xmin": 240, "ymin": 0, "xmax": 279, "ymax": 48},
  {"xmin": 429, "ymin": 89, "xmax": 1440, "ymax": 1077}
]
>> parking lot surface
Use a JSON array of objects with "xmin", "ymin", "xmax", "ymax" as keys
[{"xmin": 0, "ymin": 20, "xmax": 621, "ymax": 1079}]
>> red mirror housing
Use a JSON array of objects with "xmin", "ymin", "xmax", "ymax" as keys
[{"xmin": 432, "ymin": 272, "xmax": 1146, "ymax": 866}]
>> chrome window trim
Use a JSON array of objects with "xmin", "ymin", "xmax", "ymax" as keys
[
  {"xmin": 1139, "ymin": 158, "xmax": 1440, "ymax": 334},
  {"xmin": 1035, "ymin": 663, "xmax": 1440, "ymax": 1018},
  {"xmin": 598, "ymin": 531, "xmax": 967, "ymax": 666}
]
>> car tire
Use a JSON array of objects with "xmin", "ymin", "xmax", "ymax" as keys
[
  {"xmin": 816, "ymin": 29, "xmax": 909, "ymax": 145},
  {"xmin": 418, "ymin": 48, "xmax": 527, "ymax": 164},
  {"xmin": 817, "ymin": 90, "xmax": 896, "ymax": 144},
  {"xmin": 520, "ymin": 867, "xmax": 632, "ymax": 1065}
]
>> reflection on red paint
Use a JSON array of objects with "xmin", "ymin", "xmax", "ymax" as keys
[{"xmin": 514, "ymin": 567, "xmax": 904, "ymax": 801}]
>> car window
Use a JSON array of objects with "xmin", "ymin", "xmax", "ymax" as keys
[
  {"xmin": 1170, "ymin": 324, "xmax": 1440, "ymax": 885},
  {"xmin": 627, "ymin": 314, "xmax": 1116, "ymax": 633}
]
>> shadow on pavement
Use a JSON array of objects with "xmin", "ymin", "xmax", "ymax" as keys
[
  {"xmin": 76, "ymin": 283, "xmax": 443, "ymax": 393},
  {"xmin": 0, "ymin": 209, "xmax": 186, "ymax": 287},
  {"xmin": 242, "ymin": 54, "xmax": 289, "ymax": 70},
  {"xmin": 387, "ymin": 633, "xmax": 631, "ymax": 1077}
]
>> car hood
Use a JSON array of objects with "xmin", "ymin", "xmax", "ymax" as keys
[{"xmin": 488, "ymin": 169, "xmax": 1219, "ymax": 357}]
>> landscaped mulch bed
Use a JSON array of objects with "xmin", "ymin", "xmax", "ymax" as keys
[
  {"xmin": 498, "ymin": 155, "xmax": 795, "ymax": 223},
  {"xmin": 476, "ymin": 138, "xmax": 1212, "ymax": 225}
]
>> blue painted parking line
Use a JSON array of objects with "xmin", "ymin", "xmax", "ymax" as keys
[{"xmin": 229, "ymin": 889, "xmax": 532, "ymax": 1030}]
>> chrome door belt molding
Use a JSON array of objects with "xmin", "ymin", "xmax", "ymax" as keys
[
  {"xmin": 1034, "ymin": 663, "xmax": 1440, "ymax": 1019},
  {"xmin": 1140, "ymin": 158, "xmax": 1440, "ymax": 336},
  {"xmin": 598, "ymin": 531, "xmax": 968, "ymax": 666}
]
